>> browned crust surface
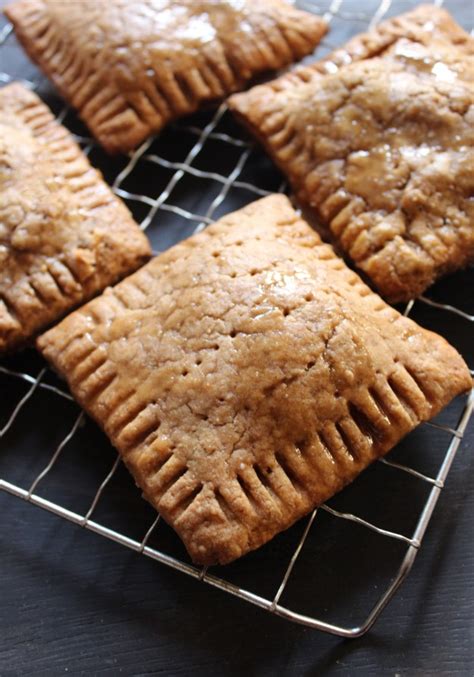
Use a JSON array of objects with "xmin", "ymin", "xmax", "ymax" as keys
[
  {"xmin": 0, "ymin": 83, "xmax": 151, "ymax": 354},
  {"xmin": 5, "ymin": 0, "xmax": 328, "ymax": 153},
  {"xmin": 37, "ymin": 195, "xmax": 472, "ymax": 565},
  {"xmin": 229, "ymin": 5, "xmax": 474, "ymax": 302}
]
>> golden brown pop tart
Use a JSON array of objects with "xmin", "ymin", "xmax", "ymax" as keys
[
  {"xmin": 0, "ymin": 83, "xmax": 151, "ymax": 355},
  {"xmin": 229, "ymin": 5, "xmax": 474, "ymax": 302},
  {"xmin": 37, "ymin": 195, "xmax": 472, "ymax": 565},
  {"xmin": 5, "ymin": 0, "xmax": 328, "ymax": 153}
]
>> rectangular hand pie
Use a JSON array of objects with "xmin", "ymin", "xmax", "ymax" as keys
[
  {"xmin": 37, "ymin": 195, "xmax": 471, "ymax": 565},
  {"xmin": 0, "ymin": 83, "xmax": 151, "ymax": 355},
  {"xmin": 229, "ymin": 6, "xmax": 474, "ymax": 302},
  {"xmin": 5, "ymin": 0, "xmax": 328, "ymax": 153}
]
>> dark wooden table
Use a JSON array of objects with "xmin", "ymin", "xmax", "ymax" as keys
[
  {"xmin": 0, "ymin": 1, "xmax": 473, "ymax": 674},
  {"xmin": 0, "ymin": 426, "xmax": 474, "ymax": 677},
  {"xmin": 1, "ymin": 432, "xmax": 473, "ymax": 676}
]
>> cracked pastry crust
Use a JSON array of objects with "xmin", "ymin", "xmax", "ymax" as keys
[
  {"xmin": 0, "ymin": 83, "xmax": 151, "ymax": 355},
  {"xmin": 229, "ymin": 5, "xmax": 474, "ymax": 302},
  {"xmin": 5, "ymin": 0, "xmax": 328, "ymax": 154},
  {"xmin": 37, "ymin": 195, "xmax": 472, "ymax": 565}
]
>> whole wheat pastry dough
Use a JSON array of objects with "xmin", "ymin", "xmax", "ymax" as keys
[
  {"xmin": 5, "ymin": 0, "xmax": 328, "ymax": 153},
  {"xmin": 229, "ymin": 5, "xmax": 474, "ymax": 302},
  {"xmin": 37, "ymin": 195, "xmax": 472, "ymax": 565},
  {"xmin": 0, "ymin": 83, "xmax": 151, "ymax": 355}
]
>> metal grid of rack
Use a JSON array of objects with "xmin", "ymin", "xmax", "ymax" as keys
[{"xmin": 0, "ymin": 0, "xmax": 473, "ymax": 637}]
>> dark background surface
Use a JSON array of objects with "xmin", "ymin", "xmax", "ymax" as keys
[{"xmin": 0, "ymin": 1, "xmax": 473, "ymax": 675}]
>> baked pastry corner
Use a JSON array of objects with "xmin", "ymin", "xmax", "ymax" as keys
[
  {"xmin": 0, "ymin": 82, "xmax": 150, "ymax": 354},
  {"xmin": 37, "ymin": 195, "xmax": 471, "ymax": 564},
  {"xmin": 229, "ymin": 5, "xmax": 474, "ymax": 302},
  {"xmin": 5, "ymin": 0, "xmax": 328, "ymax": 152}
]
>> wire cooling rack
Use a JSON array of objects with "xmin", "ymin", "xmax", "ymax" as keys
[{"xmin": 0, "ymin": 0, "xmax": 473, "ymax": 637}]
